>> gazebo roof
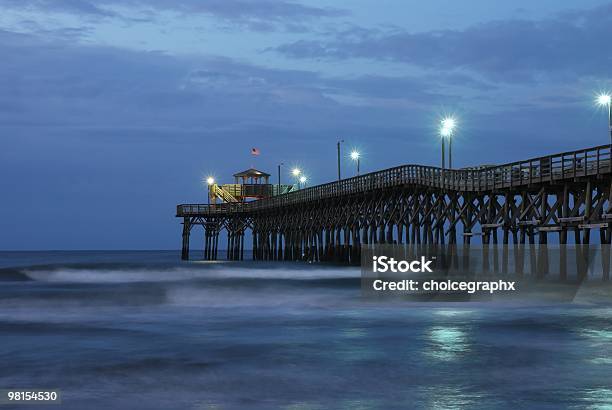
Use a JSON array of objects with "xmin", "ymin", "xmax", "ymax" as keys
[{"xmin": 233, "ymin": 168, "xmax": 271, "ymax": 178}]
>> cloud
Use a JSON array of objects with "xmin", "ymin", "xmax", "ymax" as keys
[
  {"xmin": 0, "ymin": 0, "xmax": 347, "ymax": 31},
  {"xmin": 0, "ymin": 28, "xmax": 480, "ymax": 135},
  {"xmin": 0, "ymin": 26, "xmax": 604, "ymax": 143},
  {"xmin": 274, "ymin": 3, "xmax": 612, "ymax": 82},
  {"xmin": 0, "ymin": 30, "xmax": 336, "ymax": 132},
  {"xmin": 0, "ymin": 0, "xmax": 118, "ymax": 17},
  {"xmin": 141, "ymin": 0, "xmax": 346, "ymax": 20}
]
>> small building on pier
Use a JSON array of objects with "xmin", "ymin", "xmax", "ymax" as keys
[{"xmin": 209, "ymin": 168, "xmax": 295, "ymax": 203}]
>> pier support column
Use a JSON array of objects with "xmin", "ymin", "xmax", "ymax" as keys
[
  {"xmin": 583, "ymin": 181, "xmax": 592, "ymax": 245},
  {"xmin": 213, "ymin": 230, "xmax": 219, "ymax": 260},
  {"xmin": 181, "ymin": 217, "xmax": 191, "ymax": 260},
  {"xmin": 318, "ymin": 231, "xmax": 324, "ymax": 262},
  {"xmin": 204, "ymin": 227, "xmax": 210, "ymax": 260},
  {"xmin": 240, "ymin": 231, "xmax": 245, "ymax": 260},
  {"xmin": 252, "ymin": 230, "xmax": 257, "ymax": 261}
]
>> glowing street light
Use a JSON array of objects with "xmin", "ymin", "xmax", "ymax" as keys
[
  {"xmin": 596, "ymin": 93, "xmax": 612, "ymax": 145},
  {"xmin": 291, "ymin": 168, "xmax": 303, "ymax": 189},
  {"xmin": 597, "ymin": 93, "xmax": 611, "ymax": 107},
  {"xmin": 440, "ymin": 116, "xmax": 457, "ymax": 169},
  {"xmin": 205, "ymin": 176, "xmax": 215, "ymax": 205},
  {"xmin": 441, "ymin": 117, "xmax": 456, "ymax": 132},
  {"xmin": 299, "ymin": 175, "xmax": 307, "ymax": 188},
  {"xmin": 350, "ymin": 150, "xmax": 361, "ymax": 175}
]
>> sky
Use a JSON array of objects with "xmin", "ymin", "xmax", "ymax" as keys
[{"xmin": 0, "ymin": 0, "xmax": 611, "ymax": 250}]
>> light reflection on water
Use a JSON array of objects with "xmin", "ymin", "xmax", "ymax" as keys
[
  {"xmin": 579, "ymin": 325, "xmax": 612, "ymax": 371},
  {"xmin": 590, "ymin": 357, "xmax": 612, "ymax": 365},
  {"xmin": 420, "ymin": 386, "xmax": 482, "ymax": 410},
  {"xmin": 579, "ymin": 328, "xmax": 612, "ymax": 344},
  {"xmin": 426, "ymin": 310, "xmax": 473, "ymax": 361},
  {"xmin": 433, "ymin": 309, "xmax": 475, "ymax": 318},
  {"xmin": 426, "ymin": 326, "xmax": 470, "ymax": 361},
  {"xmin": 341, "ymin": 327, "xmax": 367, "ymax": 339},
  {"xmin": 581, "ymin": 388, "xmax": 612, "ymax": 410}
]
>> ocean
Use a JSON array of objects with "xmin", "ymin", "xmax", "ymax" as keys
[{"xmin": 1, "ymin": 251, "xmax": 611, "ymax": 409}]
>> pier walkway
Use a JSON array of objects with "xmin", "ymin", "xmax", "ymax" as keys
[{"xmin": 177, "ymin": 145, "xmax": 612, "ymax": 262}]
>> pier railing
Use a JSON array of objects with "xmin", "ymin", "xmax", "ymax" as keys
[{"xmin": 178, "ymin": 144, "xmax": 611, "ymax": 216}]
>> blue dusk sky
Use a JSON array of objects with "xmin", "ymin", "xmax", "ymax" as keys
[{"xmin": 0, "ymin": 0, "xmax": 611, "ymax": 250}]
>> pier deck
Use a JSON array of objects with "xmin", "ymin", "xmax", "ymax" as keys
[{"xmin": 177, "ymin": 145, "xmax": 612, "ymax": 262}]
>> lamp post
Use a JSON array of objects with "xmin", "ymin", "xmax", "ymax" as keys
[
  {"xmin": 449, "ymin": 132, "xmax": 452, "ymax": 170},
  {"xmin": 440, "ymin": 133, "xmax": 446, "ymax": 170},
  {"xmin": 597, "ymin": 93, "xmax": 612, "ymax": 145},
  {"xmin": 441, "ymin": 117, "xmax": 456, "ymax": 168},
  {"xmin": 206, "ymin": 176, "xmax": 215, "ymax": 205},
  {"xmin": 337, "ymin": 139, "xmax": 344, "ymax": 180},
  {"xmin": 277, "ymin": 162, "xmax": 284, "ymax": 195},
  {"xmin": 299, "ymin": 175, "xmax": 307, "ymax": 189},
  {"xmin": 440, "ymin": 117, "xmax": 457, "ymax": 169},
  {"xmin": 292, "ymin": 168, "xmax": 301, "ymax": 189},
  {"xmin": 350, "ymin": 150, "xmax": 361, "ymax": 176}
]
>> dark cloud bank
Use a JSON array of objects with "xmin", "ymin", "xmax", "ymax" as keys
[
  {"xmin": 274, "ymin": 3, "xmax": 612, "ymax": 82},
  {"xmin": 0, "ymin": 0, "xmax": 347, "ymax": 31}
]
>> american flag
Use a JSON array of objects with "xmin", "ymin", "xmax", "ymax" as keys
[{"xmin": 251, "ymin": 148, "xmax": 260, "ymax": 156}]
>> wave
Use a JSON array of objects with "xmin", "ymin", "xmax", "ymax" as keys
[
  {"xmin": 2, "ymin": 261, "xmax": 359, "ymax": 284},
  {"xmin": 0, "ymin": 268, "xmax": 33, "ymax": 281}
]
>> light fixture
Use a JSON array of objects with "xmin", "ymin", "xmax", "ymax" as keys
[
  {"xmin": 597, "ymin": 93, "xmax": 611, "ymax": 107},
  {"xmin": 439, "ymin": 115, "xmax": 458, "ymax": 170},
  {"xmin": 441, "ymin": 117, "xmax": 457, "ymax": 135}
]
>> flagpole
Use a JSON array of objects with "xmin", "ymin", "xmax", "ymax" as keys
[
  {"xmin": 278, "ymin": 163, "xmax": 283, "ymax": 195},
  {"xmin": 250, "ymin": 147, "xmax": 261, "ymax": 169},
  {"xmin": 337, "ymin": 139, "xmax": 344, "ymax": 180}
]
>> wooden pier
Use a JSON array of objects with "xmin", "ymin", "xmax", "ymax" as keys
[{"xmin": 177, "ymin": 145, "xmax": 612, "ymax": 263}]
